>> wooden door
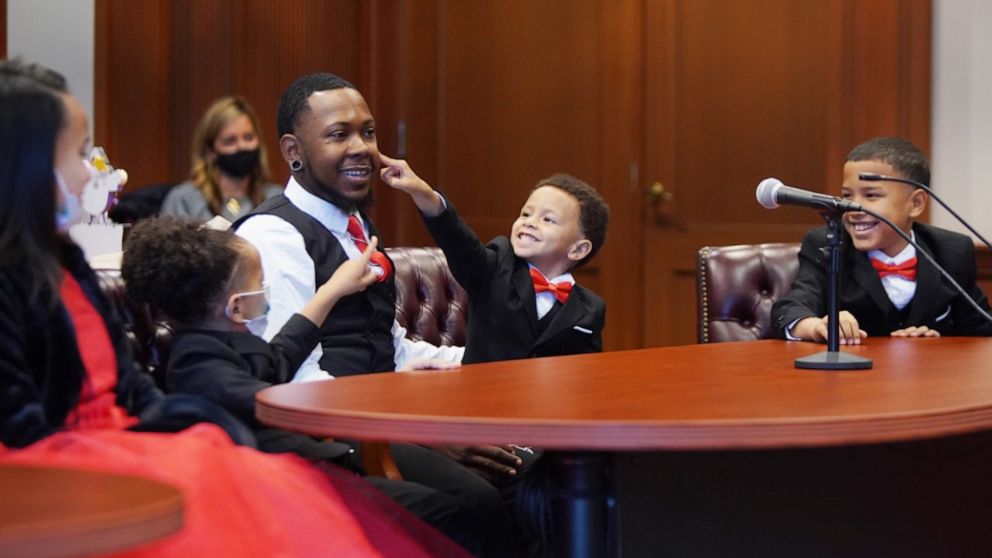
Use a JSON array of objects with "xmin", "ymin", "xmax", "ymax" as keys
[{"xmin": 641, "ymin": 0, "xmax": 931, "ymax": 347}]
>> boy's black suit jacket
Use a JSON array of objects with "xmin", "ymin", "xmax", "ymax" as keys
[
  {"xmin": 423, "ymin": 202, "xmax": 605, "ymax": 364},
  {"xmin": 772, "ymin": 221, "xmax": 992, "ymax": 337}
]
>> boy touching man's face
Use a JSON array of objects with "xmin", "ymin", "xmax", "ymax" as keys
[
  {"xmin": 840, "ymin": 159, "xmax": 928, "ymax": 258},
  {"xmin": 510, "ymin": 185, "xmax": 592, "ymax": 278}
]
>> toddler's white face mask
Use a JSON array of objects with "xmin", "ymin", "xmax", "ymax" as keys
[{"xmin": 225, "ymin": 288, "xmax": 271, "ymax": 337}]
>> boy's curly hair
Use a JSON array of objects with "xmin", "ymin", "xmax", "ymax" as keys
[
  {"xmin": 121, "ymin": 217, "xmax": 241, "ymax": 325},
  {"xmin": 535, "ymin": 174, "xmax": 610, "ymax": 267}
]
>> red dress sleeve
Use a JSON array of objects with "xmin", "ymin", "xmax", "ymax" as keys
[{"xmin": 59, "ymin": 269, "xmax": 138, "ymax": 431}]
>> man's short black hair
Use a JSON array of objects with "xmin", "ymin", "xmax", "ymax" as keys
[
  {"xmin": 846, "ymin": 137, "xmax": 931, "ymax": 187},
  {"xmin": 277, "ymin": 73, "xmax": 356, "ymax": 137},
  {"xmin": 535, "ymin": 174, "xmax": 610, "ymax": 267}
]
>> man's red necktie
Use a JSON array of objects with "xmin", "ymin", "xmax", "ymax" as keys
[
  {"xmin": 346, "ymin": 214, "xmax": 392, "ymax": 282},
  {"xmin": 346, "ymin": 215, "xmax": 369, "ymax": 251},
  {"xmin": 871, "ymin": 256, "xmax": 917, "ymax": 281},
  {"xmin": 530, "ymin": 267, "xmax": 572, "ymax": 304}
]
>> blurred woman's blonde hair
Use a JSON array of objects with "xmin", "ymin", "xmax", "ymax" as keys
[{"xmin": 189, "ymin": 96, "xmax": 270, "ymax": 215}]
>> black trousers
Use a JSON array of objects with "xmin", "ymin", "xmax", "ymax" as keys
[{"xmin": 363, "ymin": 443, "xmax": 519, "ymax": 557}]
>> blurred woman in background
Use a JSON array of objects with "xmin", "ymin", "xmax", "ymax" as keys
[{"xmin": 160, "ymin": 96, "xmax": 282, "ymax": 222}]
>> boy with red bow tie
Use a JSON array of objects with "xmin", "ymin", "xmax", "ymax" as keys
[
  {"xmin": 382, "ymin": 155, "xmax": 609, "ymax": 364},
  {"xmin": 772, "ymin": 137, "xmax": 992, "ymax": 343}
]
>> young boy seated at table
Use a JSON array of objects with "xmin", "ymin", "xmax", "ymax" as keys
[
  {"xmin": 772, "ymin": 137, "xmax": 992, "ymax": 343},
  {"xmin": 381, "ymin": 156, "xmax": 609, "ymax": 364}
]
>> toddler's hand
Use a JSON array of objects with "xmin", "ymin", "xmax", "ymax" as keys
[
  {"xmin": 322, "ymin": 237, "xmax": 379, "ymax": 297},
  {"xmin": 379, "ymin": 154, "xmax": 430, "ymax": 193},
  {"xmin": 380, "ymin": 154, "xmax": 444, "ymax": 217}
]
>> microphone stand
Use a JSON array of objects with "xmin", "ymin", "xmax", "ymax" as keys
[{"xmin": 794, "ymin": 212, "xmax": 873, "ymax": 370}]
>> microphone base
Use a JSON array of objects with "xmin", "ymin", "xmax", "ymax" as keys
[{"xmin": 795, "ymin": 350, "xmax": 873, "ymax": 371}]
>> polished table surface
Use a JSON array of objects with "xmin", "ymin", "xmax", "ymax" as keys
[
  {"xmin": 256, "ymin": 337, "xmax": 992, "ymax": 450},
  {"xmin": 0, "ymin": 464, "xmax": 184, "ymax": 558}
]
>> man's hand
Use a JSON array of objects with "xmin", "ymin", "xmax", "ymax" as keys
[
  {"xmin": 890, "ymin": 325, "xmax": 941, "ymax": 338},
  {"xmin": 379, "ymin": 154, "xmax": 444, "ymax": 216},
  {"xmin": 431, "ymin": 445, "xmax": 522, "ymax": 483},
  {"xmin": 793, "ymin": 310, "xmax": 867, "ymax": 345}
]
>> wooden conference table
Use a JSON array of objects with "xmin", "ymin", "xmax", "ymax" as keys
[
  {"xmin": 257, "ymin": 337, "xmax": 992, "ymax": 557},
  {"xmin": 0, "ymin": 464, "xmax": 184, "ymax": 558}
]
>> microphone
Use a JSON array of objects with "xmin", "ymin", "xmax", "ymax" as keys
[
  {"xmin": 756, "ymin": 178, "xmax": 863, "ymax": 213},
  {"xmin": 858, "ymin": 172, "xmax": 992, "ymax": 253}
]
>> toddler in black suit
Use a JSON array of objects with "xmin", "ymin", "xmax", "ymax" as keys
[
  {"xmin": 381, "ymin": 155, "xmax": 610, "ymax": 364},
  {"xmin": 772, "ymin": 137, "xmax": 992, "ymax": 343},
  {"xmin": 122, "ymin": 216, "xmax": 378, "ymax": 457},
  {"xmin": 120, "ymin": 217, "xmax": 509, "ymax": 556}
]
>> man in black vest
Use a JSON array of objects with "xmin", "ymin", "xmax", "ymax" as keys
[{"xmin": 236, "ymin": 73, "xmax": 523, "ymax": 556}]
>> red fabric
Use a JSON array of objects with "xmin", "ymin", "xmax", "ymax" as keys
[
  {"xmin": 530, "ymin": 267, "xmax": 573, "ymax": 303},
  {"xmin": 347, "ymin": 214, "xmax": 393, "ymax": 282},
  {"xmin": 347, "ymin": 214, "xmax": 370, "ymax": 251},
  {"xmin": 59, "ymin": 269, "xmax": 137, "ymax": 431},
  {"xmin": 0, "ymin": 426, "xmax": 467, "ymax": 557},
  {"xmin": 871, "ymin": 256, "xmax": 918, "ymax": 281},
  {"xmin": 4, "ymin": 268, "xmax": 469, "ymax": 556}
]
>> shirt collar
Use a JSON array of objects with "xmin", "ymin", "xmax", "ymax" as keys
[
  {"xmin": 867, "ymin": 229, "xmax": 917, "ymax": 264},
  {"xmin": 284, "ymin": 176, "xmax": 351, "ymax": 234}
]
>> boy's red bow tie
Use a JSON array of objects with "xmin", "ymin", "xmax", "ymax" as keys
[
  {"xmin": 871, "ymin": 256, "xmax": 917, "ymax": 281},
  {"xmin": 530, "ymin": 267, "xmax": 572, "ymax": 304}
]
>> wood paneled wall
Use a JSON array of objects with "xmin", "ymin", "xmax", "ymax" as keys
[
  {"xmin": 96, "ymin": 0, "xmax": 365, "ymax": 187},
  {"xmin": 94, "ymin": 0, "xmax": 933, "ymax": 350}
]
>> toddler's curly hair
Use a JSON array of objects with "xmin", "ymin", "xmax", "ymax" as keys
[{"xmin": 121, "ymin": 217, "xmax": 243, "ymax": 325}]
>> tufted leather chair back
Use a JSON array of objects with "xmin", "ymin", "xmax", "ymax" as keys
[
  {"xmin": 696, "ymin": 243, "xmax": 800, "ymax": 343},
  {"xmin": 385, "ymin": 247, "xmax": 468, "ymax": 347},
  {"xmin": 94, "ymin": 267, "xmax": 174, "ymax": 388},
  {"xmin": 93, "ymin": 246, "xmax": 468, "ymax": 388}
]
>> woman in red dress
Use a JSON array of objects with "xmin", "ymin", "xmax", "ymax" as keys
[{"xmin": 0, "ymin": 59, "xmax": 470, "ymax": 557}]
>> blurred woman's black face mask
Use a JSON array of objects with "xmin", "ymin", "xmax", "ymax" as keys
[{"xmin": 214, "ymin": 148, "xmax": 260, "ymax": 178}]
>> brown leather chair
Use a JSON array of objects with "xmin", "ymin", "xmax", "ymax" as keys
[
  {"xmin": 387, "ymin": 247, "xmax": 467, "ymax": 347},
  {"xmin": 696, "ymin": 243, "xmax": 800, "ymax": 343},
  {"xmin": 94, "ymin": 267, "xmax": 174, "ymax": 389}
]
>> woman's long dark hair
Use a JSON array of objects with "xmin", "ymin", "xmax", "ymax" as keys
[{"xmin": 0, "ymin": 60, "xmax": 68, "ymax": 304}]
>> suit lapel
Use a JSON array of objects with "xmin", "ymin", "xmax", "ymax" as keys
[
  {"xmin": 907, "ymin": 230, "xmax": 940, "ymax": 325},
  {"xmin": 512, "ymin": 262, "xmax": 540, "ymax": 334},
  {"xmin": 534, "ymin": 287, "xmax": 587, "ymax": 348},
  {"xmin": 848, "ymin": 246, "xmax": 896, "ymax": 315}
]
